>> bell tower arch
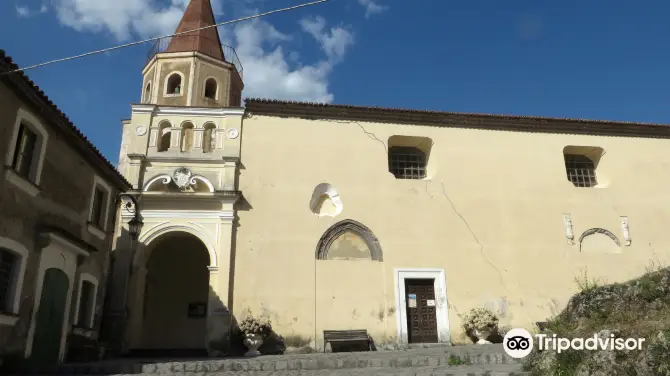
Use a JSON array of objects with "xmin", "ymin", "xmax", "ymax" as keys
[{"xmin": 140, "ymin": 0, "xmax": 243, "ymax": 107}]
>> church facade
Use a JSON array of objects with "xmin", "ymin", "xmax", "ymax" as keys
[{"xmin": 111, "ymin": 0, "xmax": 670, "ymax": 355}]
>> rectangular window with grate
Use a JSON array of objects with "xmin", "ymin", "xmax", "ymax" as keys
[
  {"xmin": 77, "ymin": 281, "xmax": 96, "ymax": 328},
  {"xmin": 0, "ymin": 250, "xmax": 17, "ymax": 312},
  {"xmin": 388, "ymin": 147, "xmax": 427, "ymax": 180},
  {"xmin": 564, "ymin": 154, "xmax": 598, "ymax": 187}
]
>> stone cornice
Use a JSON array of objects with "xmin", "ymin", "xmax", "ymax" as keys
[
  {"xmin": 131, "ymin": 104, "xmax": 245, "ymax": 118},
  {"xmin": 245, "ymin": 98, "xmax": 670, "ymax": 139}
]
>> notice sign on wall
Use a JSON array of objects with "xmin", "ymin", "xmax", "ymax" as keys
[
  {"xmin": 426, "ymin": 299, "xmax": 436, "ymax": 307},
  {"xmin": 408, "ymin": 294, "xmax": 417, "ymax": 308}
]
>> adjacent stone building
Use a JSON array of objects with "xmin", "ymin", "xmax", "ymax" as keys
[
  {"xmin": 112, "ymin": 0, "xmax": 670, "ymax": 356},
  {"xmin": 0, "ymin": 50, "xmax": 131, "ymax": 364}
]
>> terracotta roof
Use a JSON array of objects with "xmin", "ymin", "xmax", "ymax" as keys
[
  {"xmin": 244, "ymin": 98, "xmax": 670, "ymax": 139},
  {"xmin": 166, "ymin": 0, "xmax": 224, "ymax": 61},
  {"xmin": 0, "ymin": 50, "xmax": 131, "ymax": 190}
]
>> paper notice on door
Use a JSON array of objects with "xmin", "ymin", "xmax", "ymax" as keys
[
  {"xmin": 426, "ymin": 299, "xmax": 436, "ymax": 307},
  {"xmin": 408, "ymin": 294, "xmax": 417, "ymax": 308}
]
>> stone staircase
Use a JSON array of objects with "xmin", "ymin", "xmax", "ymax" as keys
[{"xmin": 13, "ymin": 344, "xmax": 529, "ymax": 375}]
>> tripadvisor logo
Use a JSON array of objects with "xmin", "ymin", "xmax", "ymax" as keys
[
  {"xmin": 503, "ymin": 328, "xmax": 534, "ymax": 358},
  {"xmin": 503, "ymin": 328, "xmax": 646, "ymax": 359}
]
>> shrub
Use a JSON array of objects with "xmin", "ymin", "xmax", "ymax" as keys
[
  {"xmin": 461, "ymin": 307, "xmax": 499, "ymax": 332},
  {"xmin": 238, "ymin": 315, "xmax": 272, "ymax": 337}
]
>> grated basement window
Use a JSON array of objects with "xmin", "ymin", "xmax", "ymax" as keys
[
  {"xmin": 564, "ymin": 154, "xmax": 597, "ymax": 187},
  {"xmin": 388, "ymin": 147, "xmax": 426, "ymax": 179}
]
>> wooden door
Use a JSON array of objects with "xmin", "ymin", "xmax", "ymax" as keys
[
  {"xmin": 405, "ymin": 278, "xmax": 438, "ymax": 343},
  {"xmin": 31, "ymin": 268, "xmax": 69, "ymax": 363}
]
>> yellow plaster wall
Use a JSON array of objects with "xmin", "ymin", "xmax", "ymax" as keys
[{"xmin": 233, "ymin": 114, "xmax": 670, "ymax": 347}]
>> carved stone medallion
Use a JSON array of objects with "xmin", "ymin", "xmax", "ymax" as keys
[
  {"xmin": 135, "ymin": 126, "xmax": 148, "ymax": 136},
  {"xmin": 227, "ymin": 128, "xmax": 239, "ymax": 139},
  {"xmin": 172, "ymin": 167, "xmax": 193, "ymax": 190}
]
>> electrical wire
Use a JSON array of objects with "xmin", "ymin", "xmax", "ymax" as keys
[{"xmin": 1, "ymin": 0, "xmax": 328, "ymax": 76}]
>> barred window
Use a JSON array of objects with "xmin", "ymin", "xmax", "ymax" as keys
[
  {"xmin": 0, "ymin": 249, "xmax": 17, "ymax": 312},
  {"xmin": 564, "ymin": 154, "xmax": 597, "ymax": 187},
  {"xmin": 388, "ymin": 146, "xmax": 427, "ymax": 179}
]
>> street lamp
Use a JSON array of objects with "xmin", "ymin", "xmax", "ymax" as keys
[
  {"xmin": 119, "ymin": 193, "xmax": 144, "ymax": 239},
  {"xmin": 126, "ymin": 217, "xmax": 144, "ymax": 240}
]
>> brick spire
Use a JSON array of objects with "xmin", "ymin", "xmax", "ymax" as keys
[{"xmin": 166, "ymin": 0, "xmax": 224, "ymax": 61}]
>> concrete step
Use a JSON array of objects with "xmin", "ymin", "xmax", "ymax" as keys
[
  {"xmin": 15, "ymin": 364, "xmax": 529, "ymax": 375},
  {"xmin": 17, "ymin": 344, "xmax": 520, "ymax": 374}
]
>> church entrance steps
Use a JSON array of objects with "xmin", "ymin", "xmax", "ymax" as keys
[
  {"xmin": 10, "ymin": 365, "xmax": 529, "ymax": 376},
  {"xmin": 15, "ymin": 364, "xmax": 528, "ymax": 376},
  {"xmin": 15, "ymin": 344, "xmax": 524, "ymax": 375}
]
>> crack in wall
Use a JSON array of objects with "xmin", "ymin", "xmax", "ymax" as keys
[
  {"xmin": 324, "ymin": 119, "xmax": 388, "ymax": 154},
  {"xmin": 353, "ymin": 121, "xmax": 388, "ymax": 154},
  {"xmin": 327, "ymin": 118, "xmax": 539, "ymax": 323},
  {"xmin": 436, "ymin": 181, "xmax": 535, "ymax": 324}
]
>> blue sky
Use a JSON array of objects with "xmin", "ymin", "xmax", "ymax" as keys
[{"xmin": 2, "ymin": 0, "xmax": 670, "ymax": 164}]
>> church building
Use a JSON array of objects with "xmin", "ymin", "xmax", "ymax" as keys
[{"xmin": 111, "ymin": 0, "xmax": 670, "ymax": 355}]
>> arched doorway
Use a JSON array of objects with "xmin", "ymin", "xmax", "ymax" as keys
[{"xmin": 133, "ymin": 231, "xmax": 211, "ymax": 355}]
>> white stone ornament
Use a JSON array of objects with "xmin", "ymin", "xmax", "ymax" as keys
[
  {"xmin": 227, "ymin": 128, "xmax": 239, "ymax": 139},
  {"xmin": 562, "ymin": 214, "xmax": 575, "ymax": 245},
  {"xmin": 620, "ymin": 216, "xmax": 631, "ymax": 246},
  {"xmin": 172, "ymin": 167, "xmax": 193, "ymax": 190},
  {"xmin": 135, "ymin": 126, "xmax": 147, "ymax": 136}
]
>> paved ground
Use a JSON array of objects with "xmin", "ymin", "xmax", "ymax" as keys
[
  {"xmin": 15, "ymin": 344, "xmax": 527, "ymax": 375},
  {"xmin": 101, "ymin": 364, "xmax": 527, "ymax": 375},
  {"xmin": 81, "ymin": 344, "xmax": 517, "ymax": 372}
]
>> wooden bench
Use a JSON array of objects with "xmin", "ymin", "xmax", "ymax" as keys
[{"xmin": 323, "ymin": 329, "xmax": 371, "ymax": 353}]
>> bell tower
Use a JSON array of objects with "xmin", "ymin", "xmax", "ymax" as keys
[
  {"xmin": 112, "ymin": 0, "xmax": 246, "ymax": 356},
  {"xmin": 140, "ymin": 0, "xmax": 243, "ymax": 107}
]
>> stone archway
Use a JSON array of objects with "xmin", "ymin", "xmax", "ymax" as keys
[{"xmin": 129, "ymin": 231, "xmax": 211, "ymax": 355}]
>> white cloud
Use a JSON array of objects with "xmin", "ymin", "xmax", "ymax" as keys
[
  {"xmin": 229, "ymin": 18, "xmax": 336, "ymax": 102},
  {"xmin": 15, "ymin": 3, "xmax": 48, "ymax": 18},
  {"xmin": 299, "ymin": 16, "xmax": 354, "ymax": 62},
  {"xmin": 49, "ymin": 0, "xmax": 353, "ymax": 103},
  {"xmin": 16, "ymin": 6, "xmax": 31, "ymax": 17},
  {"xmin": 357, "ymin": 0, "xmax": 387, "ymax": 18},
  {"xmin": 52, "ymin": 0, "xmax": 185, "ymax": 40}
]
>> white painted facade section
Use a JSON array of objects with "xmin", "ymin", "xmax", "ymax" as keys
[{"xmin": 123, "ymin": 209, "xmax": 235, "ymax": 270}]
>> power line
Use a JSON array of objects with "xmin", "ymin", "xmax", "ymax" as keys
[{"xmin": 1, "ymin": 0, "xmax": 328, "ymax": 76}]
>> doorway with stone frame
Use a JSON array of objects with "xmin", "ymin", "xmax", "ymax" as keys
[{"xmin": 394, "ymin": 268, "xmax": 451, "ymax": 345}]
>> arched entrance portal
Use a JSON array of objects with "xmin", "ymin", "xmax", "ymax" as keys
[{"xmin": 131, "ymin": 231, "xmax": 211, "ymax": 355}]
